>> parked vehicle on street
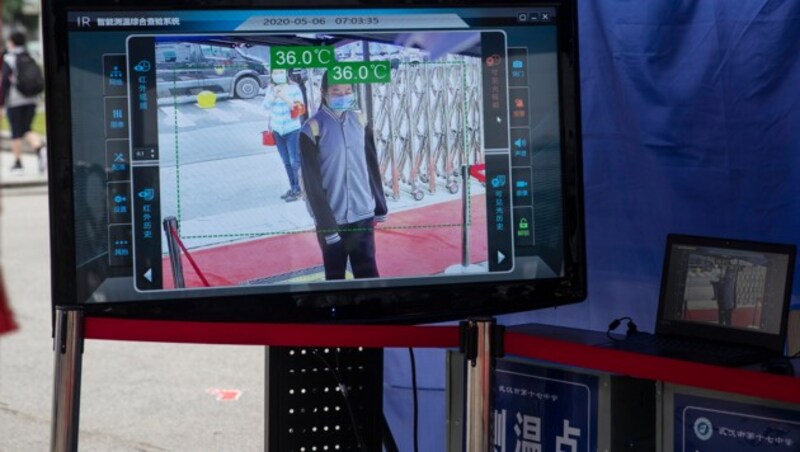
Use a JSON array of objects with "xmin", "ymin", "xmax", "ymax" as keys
[{"xmin": 155, "ymin": 42, "xmax": 269, "ymax": 100}]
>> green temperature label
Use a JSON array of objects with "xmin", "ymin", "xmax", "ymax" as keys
[
  {"xmin": 328, "ymin": 61, "xmax": 391, "ymax": 84},
  {"xmin": 271, "ymin": 46, "xmax": 335, "ymax": 69}
]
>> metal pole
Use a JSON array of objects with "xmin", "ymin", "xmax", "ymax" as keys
[
  {"xmin": 464, "ymin": 318, "xmax": 494, "ymax": 452},
  {"xmin": 423, "ymin": 63, "xmax": 436, "ymax": 194},
  {"xmin": 362, "ymin": 39, "xmax": 374, "ymax": 124},
  {"xmin": 163, "ymin": 216, "xmax": 185, "ymax": 288},
  {"xmin": 388, "ymin": 67, "xmax": 400, "ymax": 200},
  {"xmin": 461, "ymin": 164, "xmax": 470, "ymax": 267},
  {"xmin": 50, "ymin": 307, "xmax": 84, "ymax": 452}
]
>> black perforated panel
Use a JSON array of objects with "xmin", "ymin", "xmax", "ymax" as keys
[{"xmin": 266, "ymin": 346, "xmax": 383, "ymax": 452}]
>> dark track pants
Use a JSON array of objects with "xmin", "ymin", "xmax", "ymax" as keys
[{"xmin": 317, "ymin": 218, "xmax": 379, "ymax": 280}]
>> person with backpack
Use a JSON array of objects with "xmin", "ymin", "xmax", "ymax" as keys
[
  {"xmin": 298, "ymin": 71, "xmax": 388, "ymax": 280},
  {"xmin": 1, "ymin": 32, "xmax": 46, "ymax": 175}
]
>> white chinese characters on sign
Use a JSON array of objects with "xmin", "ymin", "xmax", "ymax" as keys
[
  {"xmin": 717, "ymin": 426, "xmax": 794, "ymax": 447},
  {"xmin": 514, "ymin": 412, "xmax": 541, "ymax": 452},
  {"xmin": 492, "ymin": 408, "xmax": 582, "ymax": 452},
  {"xmin": 494, "ymin": 409, "xmax": 507, "ymax": 452},
  {"xmin": 556, "ymin": 419, "xmax": 581, "ymax": 452}
]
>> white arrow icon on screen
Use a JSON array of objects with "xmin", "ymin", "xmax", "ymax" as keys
[
  {"xmin": 497, "ymin": 251, "xmax": 506, "ymax": 264},
  {"xmin": 143, "ymin": 268, "xmax": 153, "ymax": 282}
]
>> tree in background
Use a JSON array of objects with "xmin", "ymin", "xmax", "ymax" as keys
[
  {"xmin": 3, "ymin": 0, "xmax": 41, "ymax": 45},
  {"xmin": 4, "ymin": 0, "xmax": 27, "ymax": 24}
]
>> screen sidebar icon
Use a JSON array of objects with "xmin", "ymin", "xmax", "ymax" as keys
[
  {"xmin": 486, "ymin": 154, "xmax": 514, "ymax": 272},
  {"xmin": 132, "ymin": 164, "xmax": 162, "ymax": 290}
]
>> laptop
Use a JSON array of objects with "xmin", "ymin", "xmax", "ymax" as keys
[{"xmin": 605, "ymin": 234, "xmax": 797, "ymax": 367}]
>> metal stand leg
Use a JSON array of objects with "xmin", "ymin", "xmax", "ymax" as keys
[
  {"xmin": 50, "ymin": 307, "xmax": 84, "ymax": 452},
  {"xmin": 460, "ymin": 318, "xmax": 504, "ymax": 452}
]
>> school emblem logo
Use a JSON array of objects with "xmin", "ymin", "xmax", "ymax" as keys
[{"xmin": 693, "ymin": 417, "xmax": 714, "ymax": 441}]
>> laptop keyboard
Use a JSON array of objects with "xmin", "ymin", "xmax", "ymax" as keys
[
  {"xmin": 613, "ymin": 334, "xmax": 767, "ymax": 366},
  {"xmin": 652, "ymin": 337, "xmax": 756, "ymax": 358}
]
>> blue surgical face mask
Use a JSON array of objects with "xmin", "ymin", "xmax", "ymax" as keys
[{"xmin": 328, "ymin": 93, "xmax": 356, "ymax": 111}]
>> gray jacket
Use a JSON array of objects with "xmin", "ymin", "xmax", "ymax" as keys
[{"xmin": 299, "ymin": 106, "xmax": 388, "ymax": 243}]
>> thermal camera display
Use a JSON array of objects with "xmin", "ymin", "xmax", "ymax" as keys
[{"xmin": 66, "ymin": 6, "xmax": 572, "ymax": 305}]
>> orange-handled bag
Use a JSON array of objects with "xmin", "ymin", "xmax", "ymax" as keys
[{"xmin": 262, "ymin": 130, "xmax": 276, "ymax": 146}]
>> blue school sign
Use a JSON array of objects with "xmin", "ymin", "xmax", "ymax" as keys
[
  {"xmin": 491, "ymin": 359, "xmax": 598, "ymax": 452},
  {"xmin": 675, "ymin": 393, "xmax": 800, "ymax": 451}
]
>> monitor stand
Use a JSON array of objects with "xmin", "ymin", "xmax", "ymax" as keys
[
  {"xmin": 51, "ymin": 307, "xmax": 84, "ymax": 452},
  {"xmin": 460, "ymin": 317, "xmax": 504, "ymax": 451}
]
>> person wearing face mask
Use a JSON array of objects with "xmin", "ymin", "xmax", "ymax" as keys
[
  {"xmin": 298, "ymin": 71, "xmax": 388, "ymax": 280},
  {"xmin": 261, "ymin": 69, "xmax": 305, "ymax": 202}
]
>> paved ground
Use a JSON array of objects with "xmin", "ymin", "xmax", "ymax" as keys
[
  {"xmin": 0, "ymin": 145, "xmax": 48, "ymax": 189},
  {"xmin": 0, "ymin": 174, "xmax": 266, "ymax": 450}
]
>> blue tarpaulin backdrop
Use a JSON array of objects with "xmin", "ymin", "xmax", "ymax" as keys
[{"xmin": 384, "ymin": 2, "xmax": 800, "ymax": 450}]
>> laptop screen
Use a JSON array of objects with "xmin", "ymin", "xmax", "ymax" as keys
[{"xmin": 658, "ymin": 235, "xmax": 796, "ymax": 348}]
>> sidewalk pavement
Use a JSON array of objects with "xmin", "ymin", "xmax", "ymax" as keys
[{"xmin": 0, "ymin": 148, "xmax": 48, "ymax": 188}]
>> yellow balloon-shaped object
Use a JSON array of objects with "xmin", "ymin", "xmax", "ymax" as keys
[{"xmin": 197, "ymin": 90, "xmax": 217, "ymax": 109}]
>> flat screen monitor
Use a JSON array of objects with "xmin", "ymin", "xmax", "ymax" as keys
[{"xmin": 44, "ymin": 0, "xmax": 586, "ymax": 323}]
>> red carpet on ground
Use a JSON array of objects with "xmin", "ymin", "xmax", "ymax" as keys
[
  {"xmin": 163, "ymin": 195, "xmax": 488, "ymax": 288},
  {"xmin": 683, "ymin": 306, "xmax": 764, "ymax": 328}
]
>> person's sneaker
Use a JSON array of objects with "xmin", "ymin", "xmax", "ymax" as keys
[
  {"xmin": 280, "ymin": 189, "xmax": 294, "ymax": 200},
  {"xmin": 37, "ymin": 146, "xmax": 48, "ymax": 174},
  {"xmin": 10, "ymin": 160, "xmax": 23, "ymax": 175},
  {"xmin": 284, "ymin": 190, "xmax": 302, "ymax": 202}
]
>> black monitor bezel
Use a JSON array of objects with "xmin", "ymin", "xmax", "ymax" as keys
[{"xmin": 44, "ymin": 0, "xmax": 586, "ymax": 324}]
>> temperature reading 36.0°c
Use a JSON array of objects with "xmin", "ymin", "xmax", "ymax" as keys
[
  {"xmin": 270, "ymin": 46, "xmax": 334, "ymax": 69},
  {"xmin": 329, "ymin": 61, "xmax": 391, "ymax": 84}
]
